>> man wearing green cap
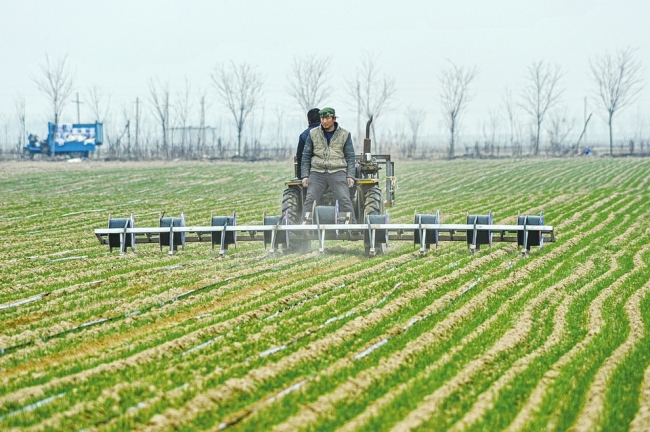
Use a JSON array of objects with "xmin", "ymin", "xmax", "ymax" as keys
[{"xmin": 300, "ymin": 107, "xmax": 356, "ymax": 222}]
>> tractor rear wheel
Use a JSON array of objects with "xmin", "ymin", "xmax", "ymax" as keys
[
  {"xmin": 281, "ymin": 187, "xmax": 301, "ymax": 223},
  {"xmin": 281, "ymin": 187, "xmax": 310, "ymax": 253}
]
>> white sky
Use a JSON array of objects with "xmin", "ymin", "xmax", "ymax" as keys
[{"xmin": 1, "ymin": 0, "xmax": 649, "ymax": 145}]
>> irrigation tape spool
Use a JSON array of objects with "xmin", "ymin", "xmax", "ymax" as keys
[
  {"xmin": 108, "ymin": 215, "xmax": 135, "ymax": 253},
  {"xmin": 517, "ymin": 211, "xmax": 544, "ymax": 252},
  {"xmin": 159, "ymin": 214, "xmax": 185, "ymax": 253},
  {"xmin": 315, "ymin": 205, "xmax": 338, "ymax": 224},
  {"xmin": 414, "ymin": 212, "xmax": 440, "ymax": 252},
  {"xmin": 211, "ymin": 213, "xmax": 237, "ymax": 254},
  {"xmin": 466, "ymin": 212, "xmax": 492, "ymax": 252},
  {"xmin": 315, "ymin": 204, "xmax": 339, "ymax": 241}
]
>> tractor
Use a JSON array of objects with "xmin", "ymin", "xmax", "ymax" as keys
[
  {"xmin": 278, "ymin": 117, "xmax": 396, "ymax": 253},
  {"xmin": 95, "ymin": 116, "xmax": 555, "ymax": 256}
]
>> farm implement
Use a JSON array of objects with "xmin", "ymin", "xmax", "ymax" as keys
[
  {"xmin": 94, "ymin": 210, "xmax": 554, "ymax": 257},
  {"xmin": 93, "ymin": 119, "xmax": 555, "ymax": 257}
]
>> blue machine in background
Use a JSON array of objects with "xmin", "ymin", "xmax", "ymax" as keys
[{"xmin": 24, "ymin": 122, "xmax": 104, "ymax": 158}]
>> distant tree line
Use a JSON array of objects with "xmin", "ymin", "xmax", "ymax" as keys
[{"xmin": 0, "ymin": 47, "xmax": 646, "ymax": 161}]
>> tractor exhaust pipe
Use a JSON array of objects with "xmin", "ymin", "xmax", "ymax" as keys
[{"xmin": 363, "ymin": 117, "xmax": 373, "ymax": 155}]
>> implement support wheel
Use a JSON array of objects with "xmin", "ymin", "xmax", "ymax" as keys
[
  {"xmin": 281, "ymin": 187, "xmax": 310, "ymax": 253},
  {"xmin": 363, "ymin": 186, "xmax": 385, "ymax": 255}
]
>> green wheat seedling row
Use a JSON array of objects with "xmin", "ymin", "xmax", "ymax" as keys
[
  {"xmin": 1, "ymin": 240, "xmax": 512, "ymax": 428},
  {"xmin": 36, "ymin": 181, "xmax": 624, "ymax": 430},
  {"xmin": 0, "ymin": 243, "xmax": 480, "ymax": 428},
  {"xmin": 224, "ymin": 193, "xmax": 644, "ymax": 432},
  {"xmin": 1, "ymin": 159, "xmax": 649, "ymax": 430}
]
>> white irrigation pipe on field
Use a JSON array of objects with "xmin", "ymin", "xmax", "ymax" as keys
[
  {"xmin": 262, "ymin": 283, "xmax": 347, "ymax": 322},
  {"xmin": 158, "ymin": 264, "xmax": 183, "ymax": 271},
  {"xmin": 459, "ymin": 278, "xmax": 481, "ymax": 297},
  {"xmin": 399, "ymin": 276, "xmax": 482, "ymax": 333},
  {"xmin": 62, "ymin": 209, "xmax": 107, "ymax": 216},
  {"xmin": 80, "ymin": 318, "xmax": 108, "ymax": 328},
  {"xmin": 182, "ymin": 336, "xmax": 223, "ymax": 357},
  {"xmin": 403, "ymin": 317, "xmax": 421, "ymax": 331},
  {"xmin": 266, "ymin": 379, "xmax": 309, "ymax": 403},
  {"xmin": 217, "ymin": 379, "xmax": 310, "ymax": 430},
  {"xmin": 375, "ymin": 282, "xmax": 403, "ymax": 307},
  {"xmin": 46, "ymin": 255, "xmax": 87, "ymax": 264},
  {"xmin": 260, "ymin": 345, "xmax": 287, "ymax": 358},
  {"xmin": 4, "ymin": 280, "xmax": 103, "ymax": 310},
  {"xmin": 322, "ymin": 310, "xmax": 358, "ymax": 328},
  {"xmin": 0, "ymin": 292, "xmax": 50, "ymax": 311},
  {"xmin": 355, "ymin": 338, "xmax": 389, "ymax": 360},
  {"xmin": 0, "ymin": 392, "xmax": 66, "ymax": 422}
]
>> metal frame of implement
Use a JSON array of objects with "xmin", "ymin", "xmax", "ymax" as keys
[{"xmin": 95, "ymin": 210, "xmax": 554, "ymax": 257}]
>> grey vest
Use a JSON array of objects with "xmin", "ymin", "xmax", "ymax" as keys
[{"xmin": 309, "ymin": 126, "xmax": 350, "ymax": 174}]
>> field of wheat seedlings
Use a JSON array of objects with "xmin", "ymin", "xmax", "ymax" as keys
[{"xmin": 1, "ymin": 157, "xmax": 649, "ymax": 431}]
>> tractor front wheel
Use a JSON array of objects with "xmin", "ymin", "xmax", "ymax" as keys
[{"xmin": 363, "ymin": 186, "xmax": 383, "ymax": 220}]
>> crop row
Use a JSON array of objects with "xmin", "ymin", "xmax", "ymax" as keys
[{"xmin": 1, "ymin": 158, "xmax": 649, "ymax": 430}]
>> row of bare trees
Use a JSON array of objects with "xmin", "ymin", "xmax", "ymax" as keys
[
  {"xmin": 4, "ymin": 47, "xmax": 645, "ymax": 160},
  {"xmin": 439, "ymin": 47, "xmax": 644, "ymax": 158}
]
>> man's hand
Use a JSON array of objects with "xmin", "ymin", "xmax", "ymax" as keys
[
  {"xmin": 302, "ymin": 177, "xmax": 309, "ymax": 188},
  {"xmin": 347, "ymin": 177, "xmax": 354, "ymax": 188}
]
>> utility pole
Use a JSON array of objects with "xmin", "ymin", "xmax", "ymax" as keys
[
  {"xmin": 135, "ymin": 97, "xmax": 140, "ymax": 153},
  {"xmin": 584, "ymin": 97, "xmax": 587, "ymax": 149},
  {"xmin": 73, "ymin": 92, "xmax": 83, "ymax": 123},
  {"xmin": 126, "ymin": 120, "xmax": 131, "ymax": 158},
  {"xmin": 200, "ymin": 96, "xmax": 206, "ymax": 156},
  {"xmin": 356, "ymin": 82, "xmax": 361, "ymax": 147}
]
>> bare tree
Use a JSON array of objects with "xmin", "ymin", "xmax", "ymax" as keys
[
  {"xmin": 86, "ymin": 84, "xmax": 112, "ymax": 158},
  {"xmin": 546, "ymin": 107, "xmax": 576, "ymax": 156},
  {"xmin": 196, "ymin": 89, "xmax": 210, "ymax": 158},
  {"xmin": 632, "ymin": 107, "xmax": 646, "ymax": 155},
  {"xmin": 173, "ymin": 78, "xmax": 193, "ymax": 158},
  {"xmin": 502, "ymin": 88, "xmax": 522, "ymax": 157},
  {"xmin": 287, "ymin": 55, "xmax": 332, "ymax": 112},
  {"xmin": 211, "ymin": 62, "xmax": 265, "ymax": 157},
  {"xmin": 33, "ymin": 54, "xmax": 75, "ymax": 129},
  {"xmin": 590, "ymin": 47, "xmax": 644, "ymax": 156},
  {"xmin": 0, "ymin": 113, "xmax": 9, "ymax": 154},
  {"xmin": 149, "ymin": 79, "xmax": 171, "ymax": 159},
  {"xmin": 15, "ymin": 95, "xmax": 26, "ymax": 154},
  {"xmin": 438, "ymin": 61, "xmax": 478, "ymax": 159},
  {"xmin": 482, "ymin": 107, "xmax": 500, "ymax": 157},
  {"xmin": 520, "ymin": 61, "xmax": 563, "ymax": 156},
  {"xmin": 86, "ymin": 85, "xmax": 111, "ymax": 122},
  {"xmin": 405, "ymin": 107, "xmax": 425, "ymax": 157},
  {"xmin": 346, "ymin": 53, "xmax": 396, "ymax": 147}
]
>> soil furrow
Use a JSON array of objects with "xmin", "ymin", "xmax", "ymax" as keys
[
  {"xmin": 135, "ymin": 249, "xmax": 508, "ymax": 430},
  {"xmin": 388, "ymin": 259, "xmax": 589, "ymax": 431},
  {"xmin": 505, "ymin": 241, "xmax": 650, "ymax": 431},
  {"xmin": 630, "ymin": 363, "xmax": 650, "ymax": 431},
  {"xmin": 572, "ymin": 252, "xmax": 650, "ymax": 431},
  {"xmin": 450, "ymin": 213, "xmax": 647, "ymax": 430}
]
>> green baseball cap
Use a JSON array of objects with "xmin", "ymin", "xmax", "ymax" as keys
[{"xmin": 319, "ymin": 107, "xmax": 335, "ymax": 118}]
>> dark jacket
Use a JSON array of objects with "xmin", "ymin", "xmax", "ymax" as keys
[
  {"xmin": 296, "ymin": 121, "xmax": 320, "ymax": 179},
  {"xmin": 301, "ymin": 123, "xmax": 355, "ymax": 179}
]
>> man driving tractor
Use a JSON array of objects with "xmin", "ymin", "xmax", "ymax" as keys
[{"xmin": 300, "ymin": 107, "xmax": 356, "ymax": 222}]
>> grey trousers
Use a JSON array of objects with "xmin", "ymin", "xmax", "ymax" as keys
[{"xmin": 303, "ymin": 171, "xmax": 356, "ymax": 222}]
